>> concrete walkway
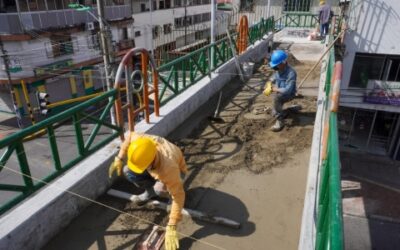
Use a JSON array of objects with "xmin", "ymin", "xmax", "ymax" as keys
[
  {"xmin": 341, "ymin": 151, "xmax": 400, "ymax": 250},
  {"xmin": 43, "ymin": 56, "xmax": 320, "ymax": 250}
]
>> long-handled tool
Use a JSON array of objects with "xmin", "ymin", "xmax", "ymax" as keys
[
  {"xmin": 207, "ymin": 91, "xmax": 224, "ymax": 123},
  {"xmin": 226, "ymin": 29, "xmax": 246, "ymax": 82},
  {"xmin": 108, "ymin": 189, "xmax": 241, "ymax": 229},
  {"xmin": 297, "ymin": 30, "xmax": 346, "ymax": 91}
]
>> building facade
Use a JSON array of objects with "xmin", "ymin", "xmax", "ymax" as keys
[
  {"xmin": 0, "ymin": 0, "xmax": 220, "ymax": 116},
  {"xmin": 338, "ymin": 0, "xmax": 400, "ymax": 160}
]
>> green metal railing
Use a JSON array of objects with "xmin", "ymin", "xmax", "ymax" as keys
[
  {"xmin": 0, "ymin": 89, "xmax": 121, "ymax": 215},
  {"xmin": 157, "ymin": 40, "xmax": 234, "ymax": 105},
  {"xmin": 248, "ymin": 17, "xmax": 275, "ymax": 44},
  {"xmin": 315, "ymin": 39, "xmax": 344, "ymax": 250},
  {"xmin": 275, "ymin": 13, "xmax": 319, "ymax": 29},
  {"xmin": 157, "ymin": 16, "xmax": 275, "ymax": 105}
]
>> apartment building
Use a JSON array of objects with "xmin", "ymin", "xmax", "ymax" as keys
[
  {"xmin": 338, "ymin": 0, "xmax": 400, "ymax": 160},
  {"xmin": 0, "ymin": 0, "xmax": 222, "ymax": 115}
]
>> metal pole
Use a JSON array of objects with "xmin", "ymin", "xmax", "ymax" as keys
[
  {"xmin": 184, "ymin": 1, "xmax": 187, "ymax": 46},
  {"xmin": 366, "ymin": 110, "xmax": 378, "ymax": 148},
  {"xmin": 0, "ymin": 38, "xmax": 24, "ymax": 128},
  {"xmin": 347, "ymin": 108, "xmax": 357, "ymax": 143},
  {"xmin": 210, "ymin": 0, "xmax": 216, "ymax": 69},
  {"xmin": 149, "ymin": 0, "xmax": 154, "ymax": 54},
  {"xmin": 96, "ymin": 0, "xmax": 116, "ymax": 124},
  {"xmin": 267, "ymin": 0, "xmax": 271, "ymax": 18},
  {"xmin": 388, "ymin": 114, "xmax": 400, "ymax": 156},
  {"xmin": 394, "ymin": 132, "xmax": 400, "ymax": 160},
  {"xmin": 20, "ymin": 80, "xmax": 35, "ymax": 125}
]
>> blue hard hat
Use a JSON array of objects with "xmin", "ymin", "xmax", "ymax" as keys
[{"xmin": 269, "ymin": 50, "xmax": 288, "ymax": 68}]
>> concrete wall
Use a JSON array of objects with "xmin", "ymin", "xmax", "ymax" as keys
[
  {"xmin": 0, "ymin": 33, "xmax": 274, "ymax": 250},
  {"xmin": 340, "ymin": 0, "xmax": 400, "ymax": 111},
  {"xmin": 342, "ymin": 0, "xmax": 400, "ymax": 89}
]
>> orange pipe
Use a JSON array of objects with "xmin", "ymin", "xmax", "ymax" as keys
[
  {"xmin": 113, "ymin": 48, "xmax": 161, "ymax": 134},
  {"xmin": 331, "ymin": 62, "xmax": 342, "ymax": 113},
  {"xmin": 153, "ymin": 67, "xmax": 160, "ymax": 117},
  {"xmin": 141, "ymin": 52, "xmax": 150, "ymax": 123},
  {"xmin": 237, "ymin": 16, "xmax": 249, "ymax": 54},
  {"xmin": 321, "ymin": 122, "xmax": 330, "ymax": 161}
]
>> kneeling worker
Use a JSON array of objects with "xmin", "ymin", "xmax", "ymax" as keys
[
  {"xmin": 264, "ymin": 50, "xmax": 297, "ymax": 132},
  {"xmin": 109, "ymin": 132, "xmax": 188, "ymax": 250}
]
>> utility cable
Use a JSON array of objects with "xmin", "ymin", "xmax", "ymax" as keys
[{"xmin": 0, "ymin": 165, "xmax": 226, "ymax": 250}]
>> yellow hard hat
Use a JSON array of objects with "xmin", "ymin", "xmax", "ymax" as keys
[
  {"xmin": 320, "ymin": 1, "xmax": 325, "ymax": 5},
  {"xmin": 127, "ymin": 137, "xmax": 157, "ymax": 174}
]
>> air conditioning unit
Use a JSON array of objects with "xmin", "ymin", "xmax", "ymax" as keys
[{"xmin": 86, "ymin": 22, "xmax": 95, "ymax": 31}]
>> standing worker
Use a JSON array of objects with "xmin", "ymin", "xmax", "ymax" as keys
[
  {"xmin": 264, "ymin": 50, "xmax": 297, "ymax": 132},
  {"xmin": 319, "ymin": 1, "xmax": 333, "ymax": 41},
  {"xmin": 109, "ymin": 132, "xmax": 188, "ymax": 250}
]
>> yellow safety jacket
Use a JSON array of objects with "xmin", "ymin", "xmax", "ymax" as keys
[{"xmin": 118, "ymin": 132, "xmax": 188, "ymax": 225}]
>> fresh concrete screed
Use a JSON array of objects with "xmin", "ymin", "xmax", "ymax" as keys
[{"xmin": 0, "ymin": 35, "xmax": 274, "ymax": 250}]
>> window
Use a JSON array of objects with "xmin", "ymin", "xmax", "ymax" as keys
[
  {"xmin": 141, "ymin": 3, "xmax": 146, "ymax": 12},
  {"xmin": 283, "ymin": 0, "xmax": 311, "ymax": 12},
  {"xmin": 195, "ymin": 31, "xmax": 203, "ymax": 40},
  {"xmin": 349, "ymin": 53, "xmax": 396, "ymax": 88},
  {"xmin": 240, "ymin": 0, "xmax": 254, "ymax": 11},
  {"xmin": 159, "ymin": 0, "xmax": 164, "ymax": 9},
  {"xmin": 164, "ymin": 23, "xmax": 172, "ymax": 34},
  {"xmin": 87, "ymin": 33, "xmax": 100, "ymax": 50},
  {"xmin": 174, "ymin": 17, "xmax": 184, "ymax": 28},
  {"xmin": 194, "ymin": 14, "xmax": 202, "ymax": 24},
  {"xmin": 165, "ymin": 0, "xmax": 171, "ymax": 8},
  {"xmin": 184, "ymin": 16, "xmax": 192, "ymax": 26},
  {"xmin": 202, "ymin": 12, "xmax": 211, "ymax": 22},
  {"xmin": 135, "ymin": 31, "xmax": 141, "ymax": 37},
  {"xmin": 174, "ymin": 0, "xmax": 182, "ymax": 7},
  {"xmin": 121, "ymin": 27, "xmax": 128, "ymax": 40},
  {"xmin": 153, "ymin": 26, "xmax": 160, "ymax": 38},
  {"xmin": 384, "ymin": 57, "xmax": 400, "ymax": 82},
  {"xmin": 46, "ymin": 35, "xmax": 74, "ymax": 58},
  {"xmin": 113, "ymin": 0, "xmax": 124, "ymax": 5}
]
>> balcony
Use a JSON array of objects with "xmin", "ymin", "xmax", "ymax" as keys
[{"xmin": 0, "ymin": 5, "xmax": 132, "ymax": 34}]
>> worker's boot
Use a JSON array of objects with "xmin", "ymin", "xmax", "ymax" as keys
[
  {"xmin": 271, "ymin": 119, "xmax": 284, "ymax": 132},
  {"xmin": 135, "ymin": 187, "xmax": 157, "ymax": 206}
]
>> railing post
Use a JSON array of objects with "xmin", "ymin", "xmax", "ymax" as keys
[
  {"xmin": 47, "ymin": 125, "xmax": 62, "ymax": 171},
  {"xmin": 73, "ymin": 113, "xmax": 85, "ymax": 156},
  {"xmin": 182, "ymin": 60, "xmax": 187, "ymax": 88},
  {"xmin": 15, "ymin": 142, "xmax": 34, "ymax": 191}
]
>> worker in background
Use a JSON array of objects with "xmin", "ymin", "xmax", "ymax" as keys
[
  {"xmin": 109, "ymin": 132, "xmax": 188, "ymax": 250},
  {"xmin": 264, "ymin": 50, "xmax": 297, "ymax": 132},
  {"xmin": 319, "ymin": 0, "xmax": 333, "ymax": 41}
]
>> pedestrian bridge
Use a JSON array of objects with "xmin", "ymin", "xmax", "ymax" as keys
[{"xmin": 0, "ymin": 14, "xmax": 344, "ymax": 250}]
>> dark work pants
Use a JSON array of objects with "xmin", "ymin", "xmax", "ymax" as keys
[
  {"xmin": 273, "ymin": 93, "xmax": 293, "ymax": 121},
  {"xmin": 320, "ymin": 23, "xmax": 330, "ymax": 38},
  {"xmin": 123, "ymin": 166, "xmax": 156, "ymax": 189}
]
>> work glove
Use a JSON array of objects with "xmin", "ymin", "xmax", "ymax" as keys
[
  {"xmin": 263, "ymin": 81, "xmax": 272, "ymax": 96},
  {"xmin": 108, "ymin": 156, "xmax": 123, "ymax": 178},
  {"xmin": 165, "ymin": 225, "xmax": 179, "ymax": 250}
]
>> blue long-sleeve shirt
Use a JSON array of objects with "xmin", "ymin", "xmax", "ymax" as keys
[
  {"xmin": 319, "ymin": 4, "xmax": 332, "ymax": 24},
  {"xmin": 271, "ymin": 65, "xmax": 297, "ymax": 97}
]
